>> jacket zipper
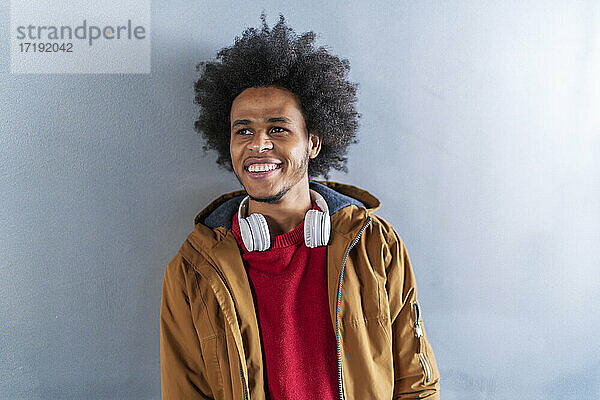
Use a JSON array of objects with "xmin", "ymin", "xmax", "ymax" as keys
[
  {"xmin": 239, "ymin": 354, "xmax": 249, "ymax": 400},
  {"xmin": 413, "ymin": 302, "xmax": 432, "ymax": 383},
  {"xmin": 335, "ymin": 216, "xmax": 372, "ymax": 400}
]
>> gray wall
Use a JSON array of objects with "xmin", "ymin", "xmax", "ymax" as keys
[{"xmin": 2, "ymin": 1, "xmax": 599, "ymax": 399}]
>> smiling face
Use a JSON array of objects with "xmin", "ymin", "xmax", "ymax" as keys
[{"xmin": 229, "ymin": 86, "xmax": 321, "ymax": 203}]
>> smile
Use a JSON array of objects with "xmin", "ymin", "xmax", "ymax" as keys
[
  {"xmin": 244, "ymin": 162, "xmax": 282, "ymax": 179},
  {"xmin": 247, "ymin": 163, "xmax": 281, "ymax": 172}
]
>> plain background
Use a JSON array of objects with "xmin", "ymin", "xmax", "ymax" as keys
[{"xmin": 1, "ymin": 1, "xmax": 599, "ymax": 399}]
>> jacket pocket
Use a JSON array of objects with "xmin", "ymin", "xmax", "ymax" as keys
[
  {"xmin": 199, "ymin": 335, "xmax": 225, "ymax": 399},
  {"xmin": 412, "ymin": 301, "xmax": 432, "ymax": 384}
]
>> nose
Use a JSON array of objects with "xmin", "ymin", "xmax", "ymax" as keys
[{"xmin": 248, "ymin": 131, "xmax": 273, "ymax": 153}]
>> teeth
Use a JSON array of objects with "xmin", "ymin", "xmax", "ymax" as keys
[{"xmin": 248, "ymin": 163, "xmax": 279, "ymax": 172}]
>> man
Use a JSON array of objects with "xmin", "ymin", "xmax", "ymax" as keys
[{"xmin": 160, "ymin": 13, "xmax": 439, "ymax": 399}]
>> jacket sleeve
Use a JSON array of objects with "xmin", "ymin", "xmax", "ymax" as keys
[
  {"xmin": 384, "ymin": 227, "xmax": 440, "ymax": 399},
  {"xmin": 160, "ymin": 252, "xmax": 214, "ymax": 399}
]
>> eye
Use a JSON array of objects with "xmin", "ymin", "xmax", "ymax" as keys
[
  {"xmin": 235, "ymin": 128, "xmax": 252, "ymax": 135},
  {"xmin": 270, "ymin": 126, "xmax": 287, "ymax": 134}
]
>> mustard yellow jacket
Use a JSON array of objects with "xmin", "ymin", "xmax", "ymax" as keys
[{"xmin": 160, "ymin": 181, "xmax": 440, "ymax": 399}]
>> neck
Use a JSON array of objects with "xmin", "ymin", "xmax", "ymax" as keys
[{"xmin": 247, "ymin": 179, "xmax": 312, "ymax": 237}]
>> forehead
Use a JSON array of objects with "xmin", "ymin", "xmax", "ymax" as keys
[{"xmin": 230, "ymin": 86, "xmax": 304, "ymax": 122}]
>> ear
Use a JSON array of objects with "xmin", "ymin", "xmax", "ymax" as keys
[{"xmin": 308, "ymin": 132, "xmax": 321, "ymax": 159}]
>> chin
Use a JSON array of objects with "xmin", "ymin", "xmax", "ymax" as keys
[
  {"xmin": 246, "ymin": 185, "xmax": 289, "ymax": 204},
  {"xmin": 249, "ymin": 191, "xmax": 286, "ymax": 204}
]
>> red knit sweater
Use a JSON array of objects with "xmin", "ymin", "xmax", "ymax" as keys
[{"xmin": 231, "ymin": 205, "xmax": 338, "ymax": 400}]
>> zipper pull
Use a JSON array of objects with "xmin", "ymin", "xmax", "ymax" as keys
[
  {"xmin": 415, "ymin": 322, "xmax": 423, "ymax": 338},
  {"xmin": 413, "ymin": 302, "xmax": 423, "ymax": 337}
]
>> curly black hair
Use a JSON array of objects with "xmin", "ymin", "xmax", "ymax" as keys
[{"xmin": 193, "ymin": 12, "xmax": 361, "ymax": 178}]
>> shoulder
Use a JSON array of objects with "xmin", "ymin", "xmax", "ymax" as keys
[
  {"xmin": 163, "ymin": 247, "xmax": 201, "ymax": 283},
  {"xmin": 364, "ymin": 212, "xmax": 405, "ymax": 247},
  {"xmin": 163, "ymin": 228, "xmax": 216, "ymax": 287},
  {"xmin": 358, "ymin": 212, "xmax": 410, "ymax": 272}
]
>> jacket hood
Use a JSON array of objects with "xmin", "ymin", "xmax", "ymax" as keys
[{"xmin": 194, "ymin": 181, "xmax": 381, "ymax": 230}]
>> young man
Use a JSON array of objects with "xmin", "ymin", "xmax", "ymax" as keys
[{"xmin": 160, "ymin": 14, "xmax": 439, "ymax": 399}]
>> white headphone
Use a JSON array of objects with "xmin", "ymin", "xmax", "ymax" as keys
[{"xmin": 237, "ymin": 189, "xmax": 331, "ymax": 252}]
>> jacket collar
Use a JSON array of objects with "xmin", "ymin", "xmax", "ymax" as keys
[{"xmin": 194, "ymin": 181, "xmax": 381, "ymax": 230}]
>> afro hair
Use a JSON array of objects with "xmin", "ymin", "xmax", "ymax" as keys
[{"xmin": 193, "ymin": 12, "xmax": 361, "ymax": 178}]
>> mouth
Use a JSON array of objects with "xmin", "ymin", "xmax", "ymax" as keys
[{"xmin": 243, "ymin": 160, "xmax": 283, "ymax": 179}]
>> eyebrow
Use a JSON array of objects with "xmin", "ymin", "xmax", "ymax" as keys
[{"xmin": 231, "ymin": 116, "xmax": 293, "ymax": 128}]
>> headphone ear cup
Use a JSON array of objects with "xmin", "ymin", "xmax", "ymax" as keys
[
  {"xmin": 307, "ymin": 189, "xmax": 330, "ymax": 247},
  {"xmin": 238, "ymin": 216, "xmax": 254, "ymax": 252},
  {"xmin": 321, "ymin": 210, "xmax": 330, "ymax": 246},
  {"xmin": 304, "ymin": 209, "xmax": 317, "ymax": 248},
  {"xmin": 314, "ymin": 211, "xmax": 323, "ymax": 247},
  {"xmin": 305, "ymin": 209, "xmax": 328, "ymax": 248},
  {"xmin": 246, "ymin": 213, "xmax": 270, "ymax": 251}
]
